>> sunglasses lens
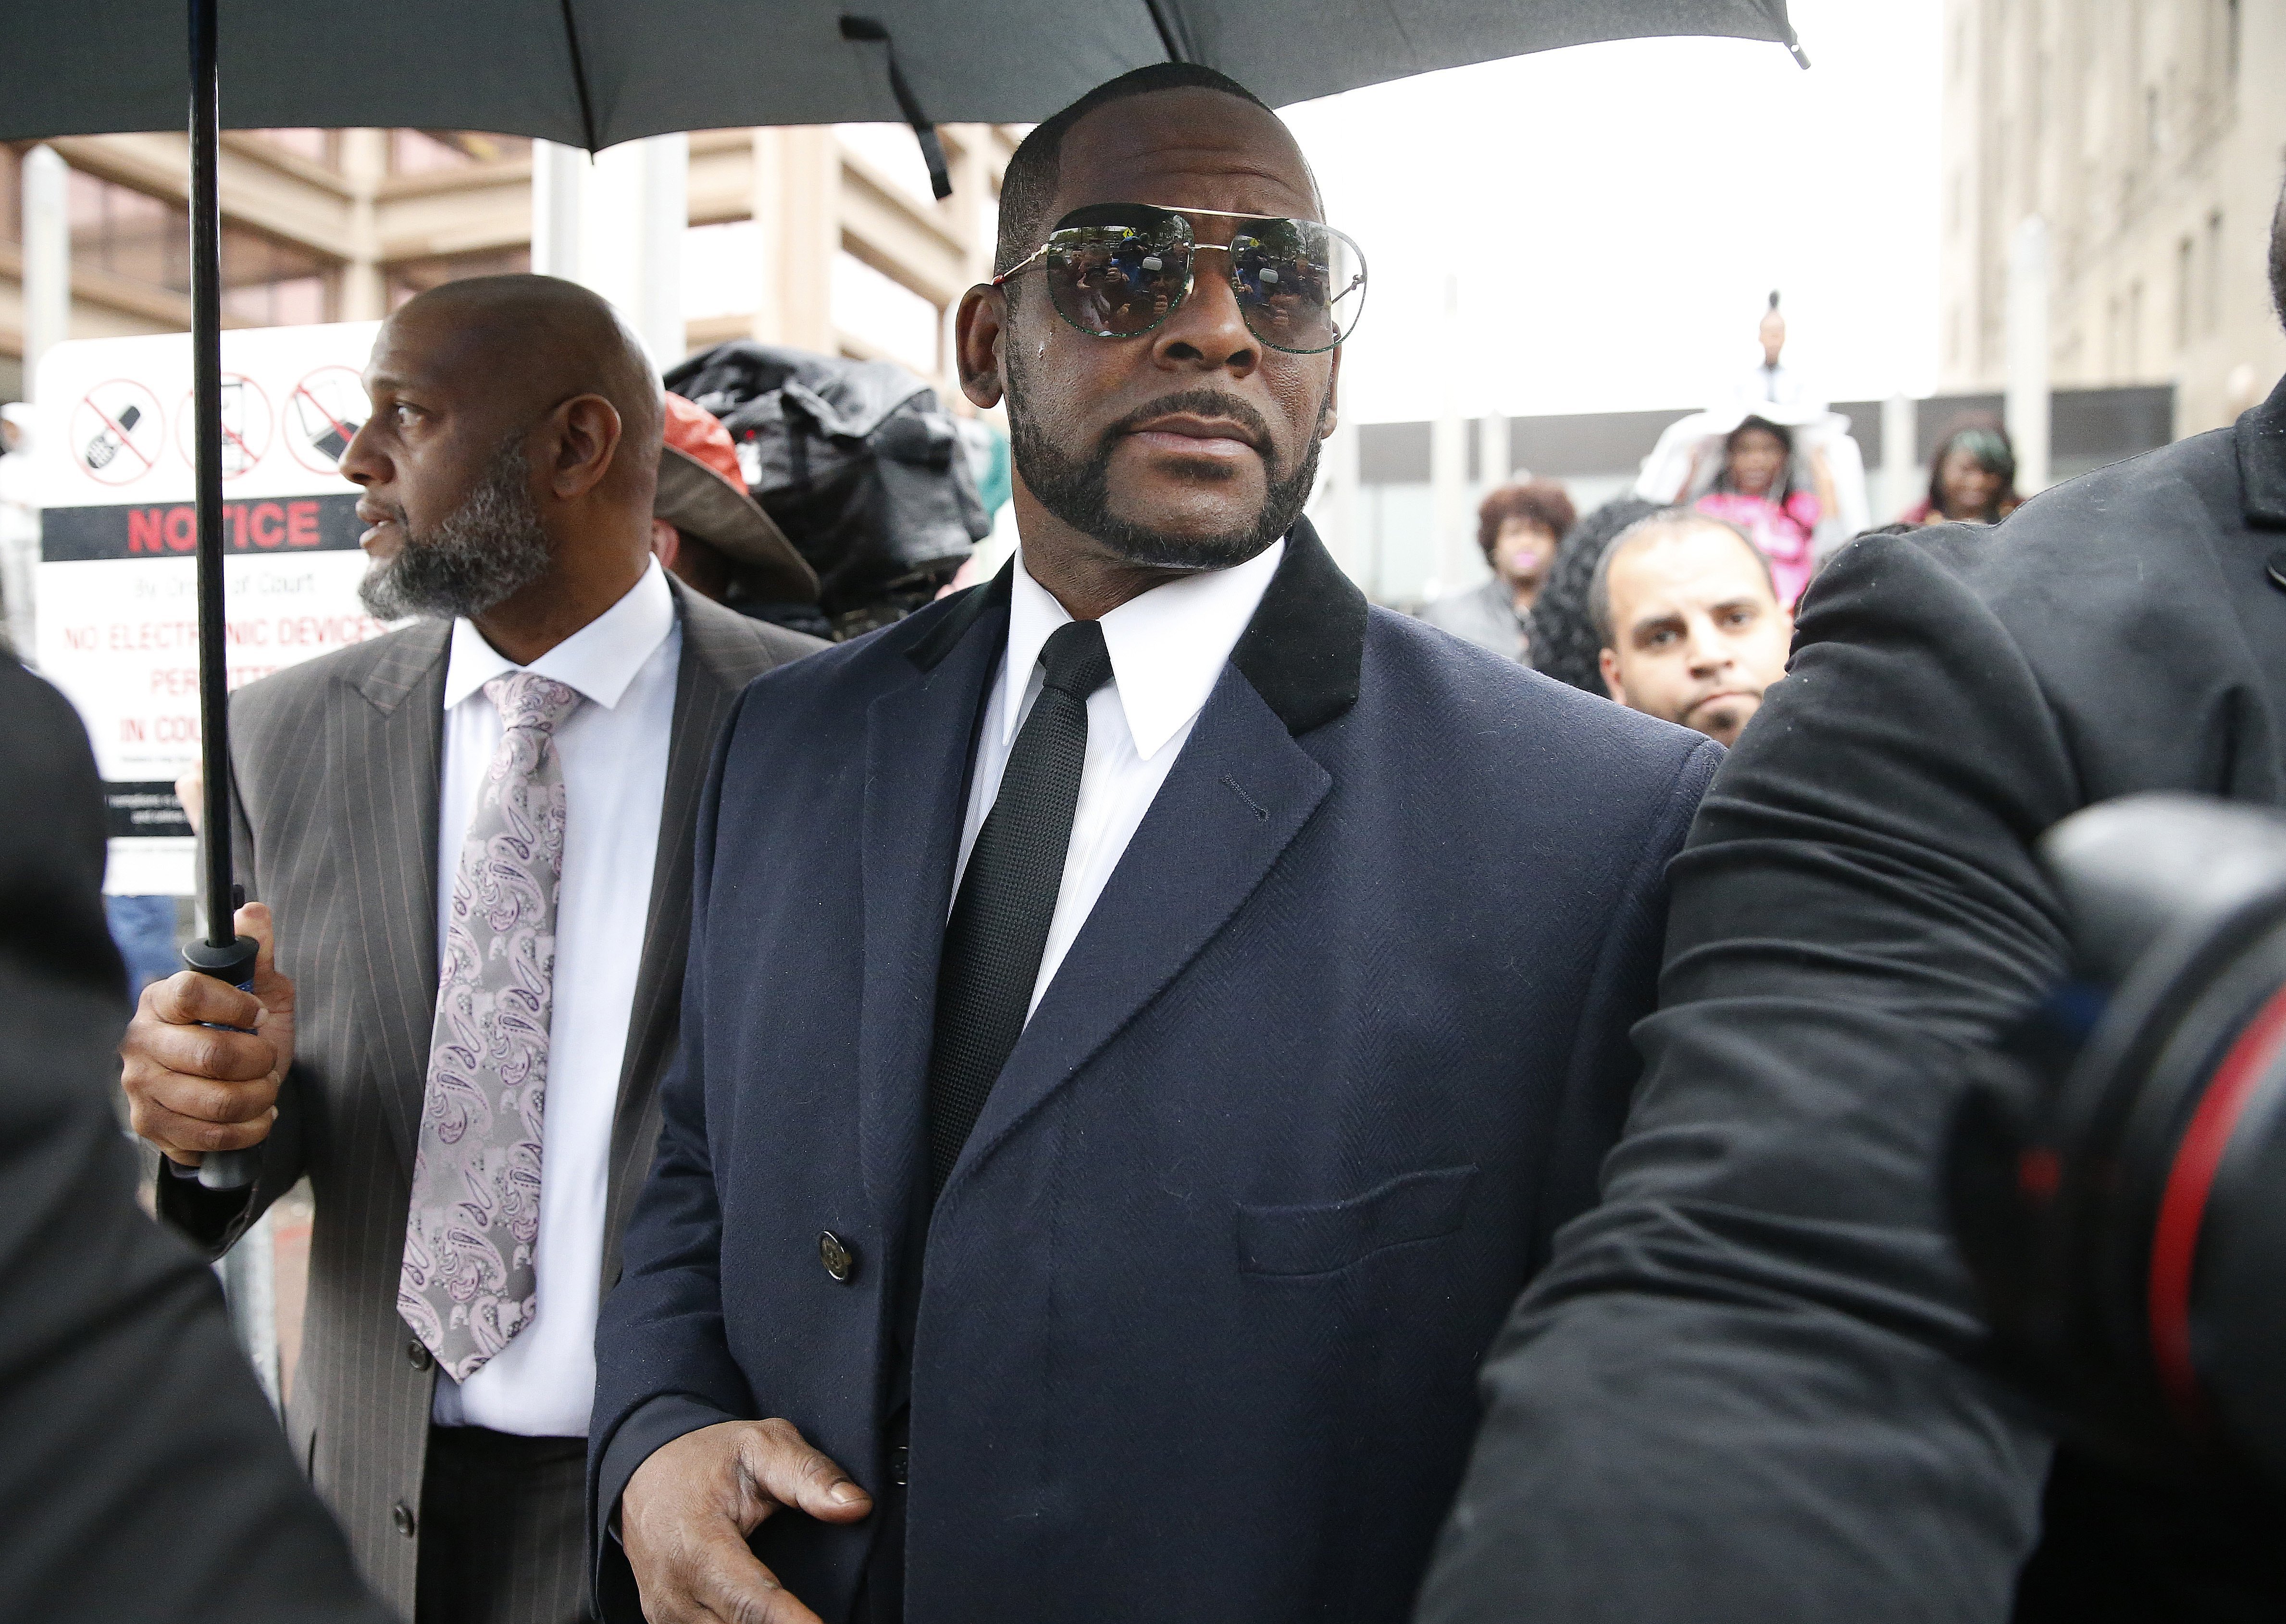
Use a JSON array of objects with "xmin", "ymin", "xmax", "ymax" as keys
[
  {"xmin": 1228, "ymin": 220, "xmax": 1365, "ymax": 354},
  {"xmin": 1044, "ymin": 217, "xmax": 1193, "ymax": 338}
]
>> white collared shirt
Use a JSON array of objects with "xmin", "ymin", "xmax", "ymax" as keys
[
  {"xmin": 428, "ymin": 559, "xmax": 681, "ymax": 1437},
  {"xmin": 957, "ymin": 540, "xmax": 1285, "ymax": 1018}
]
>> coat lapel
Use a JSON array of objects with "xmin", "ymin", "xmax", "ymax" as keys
[
  {"xmin": 939, "ymin": 666, "xmax": 1331, "ymax": 1205},
  {"xmin": 855, "ymin": 578, "xmax": 1010, "ymax": 1227},
  {"xmin": 332, "ymin": 621, "xmax": 449, "ymax": 1181},
  {"xmin": 935, "ymin": 524, "xmax": 1362, "ymax": 1206},
  {"xmin": 598, "ymin": 584, "xmax": 774, "ymax": 1286}
]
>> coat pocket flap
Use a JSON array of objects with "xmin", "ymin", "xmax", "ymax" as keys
[{"xmin": 1236, "ymin": 1163, "xmax": 1479, "ymax": 1277}]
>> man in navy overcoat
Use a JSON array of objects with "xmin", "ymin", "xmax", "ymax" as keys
[{"xmin": 591, "ymin": 63, "xmax": 1722, "ymax": 1624}]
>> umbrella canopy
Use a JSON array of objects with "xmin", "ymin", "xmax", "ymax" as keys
[
  {"xmin": 5, "ymin": 0, "xmax": 1802, "ymax": 1188},
  {"xmin": 7, "ymin": 0, "xmax": 1801, "ymax": 149}
]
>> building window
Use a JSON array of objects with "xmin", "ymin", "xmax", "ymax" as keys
[
  {"xmin": 222, "ymin": 231, "xmax": 334, "ymax": 326},
  {"xmin": 2125, "ymin": 281, "xmax": 2144, "ymax": 379},
  {"xmin": 65, "ymin": 166, "xmax": 338, "ymax": 323},
  {"xmin": 384, "ymin": 246, "xmax": 532, "ymax": 309},
  {"xmin": 684, "ymin": 219, "xmax": 765, "ymax": 320},
  {"xmin": 2207, "ymin": 210, "xmax": 2226, "ymax": 334},
  {"xmin": 832, "ymin": 250, "xmax": 941, "ymax": 377},
  {"xmin": 2177, "ymin": 235, "xmax": 2196, "ymax": 350},
  {"xmin": 70, "ymin": 168, "xmax": 186, "ymax": 290},
  {"xmin": 251, "ymin": 129, "xmax": 339, "ymax": 169},
  {"xmin": 389, "ymin": 130, "xmax": 532, "ymax": 174}
]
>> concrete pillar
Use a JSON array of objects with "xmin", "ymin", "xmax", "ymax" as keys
[
  {"xmin": 746, "ymin": 128, "xmax": 785, "ymax": 345},
  {"xmin": 531, "ymin": 139, "xmax": 586, "ymax": 282},
  {"xmin": 1311, "ymin": 416, "xmax": 1363, "ymax": 587},
  {"xmin": 568, "ymin": 135, "xmax": 688, "ymax": 372},
  {"xmin": 1477, "ymin": 410, "xmax": 1509, "ymax": 496},
  {"xmin": 774, "ymin": 128, "xmax": 839, "ymax": 354},
  {"xmin": 338, "ymin": 129, "xmax": 388, "ymax": 321},
  {"xmin": 1429, "ymin": 273, "xmax": 1476, "ymax": 600},
  {"xmin": 1881, "ymin": 391, "xmax": 1916, "ymax": 520},
  {"xmin": 637, "ymin": 134, "xmax": 688, "ymax": 369},
  {"xmin": 2006, "ymin": 214, "xmax": 2051, "ymax": 494},
  {"xmin": 21, "ymin": 146, "xmax": 70, "ymax": 398}
]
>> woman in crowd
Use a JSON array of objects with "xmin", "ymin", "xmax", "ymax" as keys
[
  {"xmin": 1415, "ymin": 477, "xmax": 1577, "ymax": 662},
  {"xmin": 1691, "ymin": 415, "xmax": 1834, "ymax": 608},
  {"xmin": 1902, "ymin": 415, "xmax": 2020, "ymax": 525}
]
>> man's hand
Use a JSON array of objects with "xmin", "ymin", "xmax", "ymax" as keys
[
  {"xmin": 622, "ymin": 1419, "xmax": 873, "ymax": 1624},
  {"xmin": 121, "ymin": 902, "xmax": 296, "ymax": 1167}
]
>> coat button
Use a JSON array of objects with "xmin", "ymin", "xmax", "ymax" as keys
[
  {"xmin": 406, "ymin": 1339, "xmax": 433, "ymax": 1372},
  {"xmin": 890, "ymin": 1443, "xmax": 909, "ymax": 1487},
  {"xmin": 392, "ymin": 1500, "xmax": 417, "ymax": 1537},
  {"xmin": 819, "ymin": 1229, "xmax": 855, "ymax": 1282}
]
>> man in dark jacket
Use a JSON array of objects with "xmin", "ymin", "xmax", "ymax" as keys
[
  {"xmin": 590, "ymin": 63, "xmax": 1720, "ymax": 1624},
  {"xmin": 1416, "ymin": 185, "xmax": 2286, "ymax": 1623},
  {"xmin": 0, "ymin": 656, "xmax": 390, "ymax": 1624}
]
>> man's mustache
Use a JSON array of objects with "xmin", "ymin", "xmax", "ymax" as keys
[{"xmin": 1100, "ymin": 389, "xmax": 1276, "ymax": 464}]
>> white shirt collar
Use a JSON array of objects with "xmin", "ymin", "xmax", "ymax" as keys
[
  {"xmin": 1001, "ymin": 538, "xmax": 1285, "ymax": 761},
  {"xmin": 443, "ymin": 558, "xmax": 677, "ymax": 712}
]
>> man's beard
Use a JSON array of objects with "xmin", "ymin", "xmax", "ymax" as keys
[
  {"xmin": 1007, "ymin": 351, "xmax": 1324, "ymax": 571},
  {"xmin": 357, "ymin": 437, "xmax": 553, "ymax": 621}
]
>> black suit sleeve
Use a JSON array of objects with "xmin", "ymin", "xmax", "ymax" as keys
[
  {"xmin": 0, "ymin": 660, "xmax": 388, "ymax": 1624},
  {"xmin": 1416, "ymin": 533, "xmax": 2073, "ymax": 1623}
]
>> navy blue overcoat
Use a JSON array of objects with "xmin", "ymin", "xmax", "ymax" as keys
[{"xmin": 590, "ymin": 522, "xmax": 1720, "ymax": 1622}]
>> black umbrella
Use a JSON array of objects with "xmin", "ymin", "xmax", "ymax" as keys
[{"xmin": 8, "ymin": 0, "xmax": 1806, "ymax": 1187}]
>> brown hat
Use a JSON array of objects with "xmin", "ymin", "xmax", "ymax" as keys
[{"xmin": 655, "ymin": 391, "xmax": 818, "ymax": 602}]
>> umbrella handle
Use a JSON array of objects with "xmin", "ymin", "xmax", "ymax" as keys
[{"xmin": 181, "ymin": 933, "xmax": 262, "ymax": 1192}]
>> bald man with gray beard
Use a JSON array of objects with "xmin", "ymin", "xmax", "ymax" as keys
[{"xmin": 118, "ymin": 275, "xmax": 823, "ymax": 1624}]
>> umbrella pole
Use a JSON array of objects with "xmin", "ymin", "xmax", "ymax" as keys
[{"xmin": 181, "ymin": 0, "xmax": 261, "ymax": 1191}]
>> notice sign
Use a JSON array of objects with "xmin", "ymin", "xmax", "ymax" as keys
[{"xmin": 34, "ymin": 323, "xmax": 393, "ymax": 895}]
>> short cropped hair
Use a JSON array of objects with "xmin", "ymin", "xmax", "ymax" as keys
[
  {"xmin": 1589, "ymin": 507, "xmax": 1774, "ymax": 648},
  {"xmin": 1477, "ymin": 479, "xmax": 1577, "ymax": 561},
  {"xmin": 995, "ymin": 63, "xmax": 1278, "ymax": 276}
]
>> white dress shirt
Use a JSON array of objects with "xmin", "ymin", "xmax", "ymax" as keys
[
  {"xmin": 957, "ymin": 540, "xmax": 1284, "ymax": 1017},
  {"xmin": 429, "ymin": 560, "xmax": 681, "ymax": 1437}
]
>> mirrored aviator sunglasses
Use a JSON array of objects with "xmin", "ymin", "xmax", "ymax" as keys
[{"xmin": 996, "ymin": 203, "xmax": 1367, "ymax": 355}]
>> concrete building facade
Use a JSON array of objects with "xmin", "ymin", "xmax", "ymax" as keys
[
  {"xmin": 1938, "ymin": 0, "xmax": 2286, "ymax": 433},
  {"xmin": 1, "ymin": 122, "xmax": 1017, "ymax": 407}
]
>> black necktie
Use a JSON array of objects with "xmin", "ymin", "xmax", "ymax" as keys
[{"xmin": 926, "ymin": 619, "xmax": 1115, "ymax": 1199}]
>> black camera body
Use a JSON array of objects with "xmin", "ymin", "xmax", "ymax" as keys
[{"xmin": 1950, "ymin": 794, "xmax": 2286, "ymax": 1488}]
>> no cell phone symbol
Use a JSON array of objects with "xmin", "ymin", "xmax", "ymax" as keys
[
  {"xmin": 287, "ymin": 365, "xmax": 368, "ymax": 475},
  {"xmin": 176, "ymin": 375, "xmax": 273, "ymax": 478},
  {"xmin": 73, "ymin": 382, "xmax": 165, "ymax": 486}
]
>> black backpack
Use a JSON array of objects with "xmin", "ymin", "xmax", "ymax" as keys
[{"xmin": 665, "ymin": 342, "xmax": 990, "ymax": 635}]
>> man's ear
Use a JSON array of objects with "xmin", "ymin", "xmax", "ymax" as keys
[
  {"xmin": 1598, "ymin": 646, "xmax": 1626, "ymax": 705},
  {"xmin": 1318, "ymin": 347, "xmax": 1342, "ymax": 438},
  {"xmin": 544, "ymin": 394, "xmax": 623, "ymax": 501},
  {"xmin": 956, "ymin": 285, "xmax": 1007, "ymax": 411}
]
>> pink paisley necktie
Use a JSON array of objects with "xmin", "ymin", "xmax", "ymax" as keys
[{"xmin": 398, "ymin": 671, "xmax": 581, "ymax": 1381}]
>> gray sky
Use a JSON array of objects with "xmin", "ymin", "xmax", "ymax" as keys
[{"xmin": 1279, "ymin": 0, "xmax": 1943, "ymax": 423}]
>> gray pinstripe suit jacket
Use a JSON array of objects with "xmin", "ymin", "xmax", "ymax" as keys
[{"xmin": 157, "ymin": 579, "xmax": 820, "ymax": 1619}]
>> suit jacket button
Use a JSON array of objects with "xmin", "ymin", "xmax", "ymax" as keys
[
  {"xmin": 407, "ymin": 1339, "xmax": 434, "ymax": 1372},
  {"xmin": 819, "ymin": 1230, "xmax": 855, "ymax": 1282},
  {"xmin": 392, "ymin": 1500, "xmax": 417, "ymax": 1537}
]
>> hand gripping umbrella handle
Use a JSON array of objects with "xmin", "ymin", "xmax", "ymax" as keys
[{"xmin": 181, "ymin": 933, "xmax": 261, "ymax": 1191}]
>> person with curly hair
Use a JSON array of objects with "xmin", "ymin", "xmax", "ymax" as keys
[{"xmin": 1416, "ymin": 478, "xmax": 1577, "ymax": 660}]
